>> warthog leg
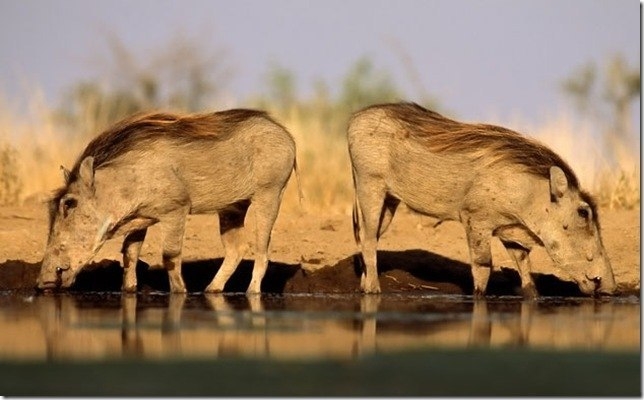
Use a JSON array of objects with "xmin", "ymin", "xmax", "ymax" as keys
[
  {"xmin": 121, "ymin": 229, "xmax": 147, "ymax": 292},
  {"xmin": 378, "ymin": 195, "xmax": 400, "ymax": 239},
  {"xmin": 502, "ymin": 242, "xmax": 537, "ymax": 299},
  {"xmin": 355, "ymin": 180, "xmax": 388, "ymax": 294},
  {"xmin": 246, "ymin": 189, "xmax": 283, "ymax": 294},
  {"xmin": 463, "ymin": 216, "xmax": 493, "ymax": 298},
  {"xmin": 159, "ymin": 208, "xmax": 189, "ymax": 293},
  {"xmin": 205, "ymin": 206, "xmax": 249, "ymax": 293}
]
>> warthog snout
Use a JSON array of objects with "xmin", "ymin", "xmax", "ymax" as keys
[
  {"xmin": 37, "ymin": 262, "xmax": 75, "ymax": 291},
  {"xmin": 587, "ymin": 274, "xmax": 601, "ymax": 286},
  {"xmin": 593, "ymin": 275, "xmax": 618, "ymax": 296},
  {"xmin": 36, "ymin": 269, "xmax": 61, "ymax": 291},
  {"xmin": 577, "ymin": 274, "xmax": 617, "ymax": 297},
  {"xmin": 586, "ymin": 275, "xmax": 604, "ymax": 296}
]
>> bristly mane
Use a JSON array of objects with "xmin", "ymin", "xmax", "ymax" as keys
[
  {"xmin": 48, "ymin": 108, "xmax": 274, "ymax": 233},
  {"xmin": 371, "ymin": 102, "xmax": 582, "ymax": 187},
  {"xmin": 70, "ymin": 108, "xmax": 271, "ymax": 179},
  {"xmin": 360, "ymin": 102, "xmax": 599, "ymax": 222}
]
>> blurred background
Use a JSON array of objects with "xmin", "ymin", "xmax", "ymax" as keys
[{"xmin": 0, "ymin": 0, "xmax": 640, "ymax": 212}]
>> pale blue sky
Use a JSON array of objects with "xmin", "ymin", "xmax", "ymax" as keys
[{"xmin": 0, "ymin": 0, "xmax": 639, "ymax": 126}]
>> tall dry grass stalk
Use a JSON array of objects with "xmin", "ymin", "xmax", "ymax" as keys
[{"xmin": 0, "ymin": 94, "xmax": 639, "ymax": 213}]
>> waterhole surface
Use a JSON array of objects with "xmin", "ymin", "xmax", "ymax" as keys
[{"xmin": 0, "ymin": 292, "xmax": 638, "ymax": 361}]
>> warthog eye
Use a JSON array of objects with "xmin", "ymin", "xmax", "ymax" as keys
[{"xmin": 61, "ymin": 196, "xmax": 78, "ymax": 217}]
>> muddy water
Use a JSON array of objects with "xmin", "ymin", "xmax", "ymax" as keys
[{"xmin": 0, "ymin": 292, "xmax": 638, "ymax": 361}]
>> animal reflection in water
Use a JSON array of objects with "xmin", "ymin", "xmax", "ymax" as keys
[{"xmin": 29, "ymin": 294, "xmax": 634, "ymax": 360}]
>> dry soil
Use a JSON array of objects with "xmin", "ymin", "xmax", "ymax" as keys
[{"xmin": 0, "ymin": 203, "xmax": 639, "ymax": 296}]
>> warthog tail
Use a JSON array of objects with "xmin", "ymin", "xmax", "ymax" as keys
[
  {"xmin": 293, "ymin": 158, "xmax": 304, "ymax": 206},
  {"xmin": 351, "ymin": 169, "xmax": 362, "ymax": 246},
  {"xmin": 352, "ymin": 198, "xmax": 362, "ymax": 246},
  {"xmin": 351, "ymin": 169, "xmax": 366, "ymax": 275}
]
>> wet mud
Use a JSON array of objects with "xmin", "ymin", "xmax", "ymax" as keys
[{"xmin": 0, "ymin": 249, "xmax": 585, "ymax": 296}]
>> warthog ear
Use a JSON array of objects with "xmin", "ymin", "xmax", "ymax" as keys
[
  {"xmin": 60, "ymin": 165, "xmax": 71, "ymax": 184},
  {"xmin": 549, "ymin": 166, "xmax": 568, "ymax": 201},
  {"xmin": 78, "ymin": 156, "xmax": 95, "ymax": 190}
]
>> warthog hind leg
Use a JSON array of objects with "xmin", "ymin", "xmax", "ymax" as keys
[
  {"xmin": 246, "ymin": 189, "xmax": 283, "ymax": 294},
  {"xmin": 377, "ymin": 195, "xmax": 400, "ymax": 239},
  {"xmin": 205, "ymin": 204, "xmax": 249, "ymax": 293},
  {"xmin": 159, "ymin": 208, "xmax": 189, "ymax": 293},
  {"xmin": 355, "ymin": 180, "xmax": 388, "ymax": 294}
]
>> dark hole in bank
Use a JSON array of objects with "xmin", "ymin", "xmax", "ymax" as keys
[{"xmin": 0, "ymin": 249, "xmax": 590, "ymax": 297}]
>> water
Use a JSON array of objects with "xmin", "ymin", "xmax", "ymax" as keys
[{"xmin": 0, "ymin": 292, "xmax": 638, "ymax": 361}]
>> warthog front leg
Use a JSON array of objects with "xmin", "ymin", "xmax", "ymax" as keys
[
  {"xmin": 205, "ymin": 206, "xmax": 249, "ymax": 293},
  {"xmin": 121, "ymin": 229, "xmax": 147, "ymax": 293},
  {"xmin": 246, "ymin": 190, "xmax": 283, "ymax": 294},
  {"xmin": 502, "ymin": 242, "xmax": 537, "ymax": 299},
  {"xmin": 159, "ymin": 208, "xmax": 189, "ymax": 293},
  {"xmin": 463, "ymin": 216, "xmax": 493, "ymax": 298}
]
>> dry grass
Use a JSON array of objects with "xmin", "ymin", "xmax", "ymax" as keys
[
  {"xmin": 0, "ymin": 93, "xmax": 83, "ymax": 203},
  {"xmin": 506, "ymin": 112, "xmax": 640, "ymax": 211},
  {"xmin": 275, "ymin": 107, "xmax": 354, "ymax": 214},
  {"xmin": 0, "ymin": 96, "xmax": 638, "ymax": 213}
]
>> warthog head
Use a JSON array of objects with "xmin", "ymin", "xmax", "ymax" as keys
[
  {"xmin": 539, "ymin": 166, "xmax": 616, "ymax": 296},
  {"xmin": 38, "ymin": 156, "xmax": 113, "ymax": 290}
]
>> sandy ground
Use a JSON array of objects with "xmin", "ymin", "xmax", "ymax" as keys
[{"xmin": 0, "ymin": 202, "xmax": 639, "ymax": 295}]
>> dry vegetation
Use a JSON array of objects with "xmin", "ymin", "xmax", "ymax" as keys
[
  {"xmin": 3, "ymin": 38, "xmax": 635, "ymax": 214},
  {"xmin": 505, "ymin": 113, "xmax": 640, "ymax": 211},
  {"xmin": 0, "ymin": 93, "xmax": 639, "ymax": 214}
]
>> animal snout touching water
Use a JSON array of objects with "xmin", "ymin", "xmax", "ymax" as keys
[
  {"xmin": 38, "ymin": 108, "xmax": 298, "ymax": 294},
  {"xmin": 348, "ymin": 102, "xmax": 616, "ymax": 298}
]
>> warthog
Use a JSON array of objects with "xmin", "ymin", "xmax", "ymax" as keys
[
  {"xmin": 38, "ymin": 109, "xmax": 298, "ymax": 294},
  {"xmin": 348, "ymin": 102, "xmax": 616, "ymax": 297}
]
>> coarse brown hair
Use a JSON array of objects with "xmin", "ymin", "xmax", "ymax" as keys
[
  {"xmin": 48, "ymin": 108, "xmax": 280, "ymax": 232},
  {"xmin": 358, "ymin": 102, "xmax": 598, "ymax": 220},
  {"xmin": 73, "ymin": 108, "xmax": 274, "ymax": 177}
]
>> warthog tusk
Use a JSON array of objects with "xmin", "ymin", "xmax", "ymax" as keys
[{"xmin": 93, "ymin": 217, "xmax": 112, "ymax": 252}]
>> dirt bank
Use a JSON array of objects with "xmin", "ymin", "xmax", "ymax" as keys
[{"xmin": 0, "ymin": 204, "xmax": 639, "ymax": 296}]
